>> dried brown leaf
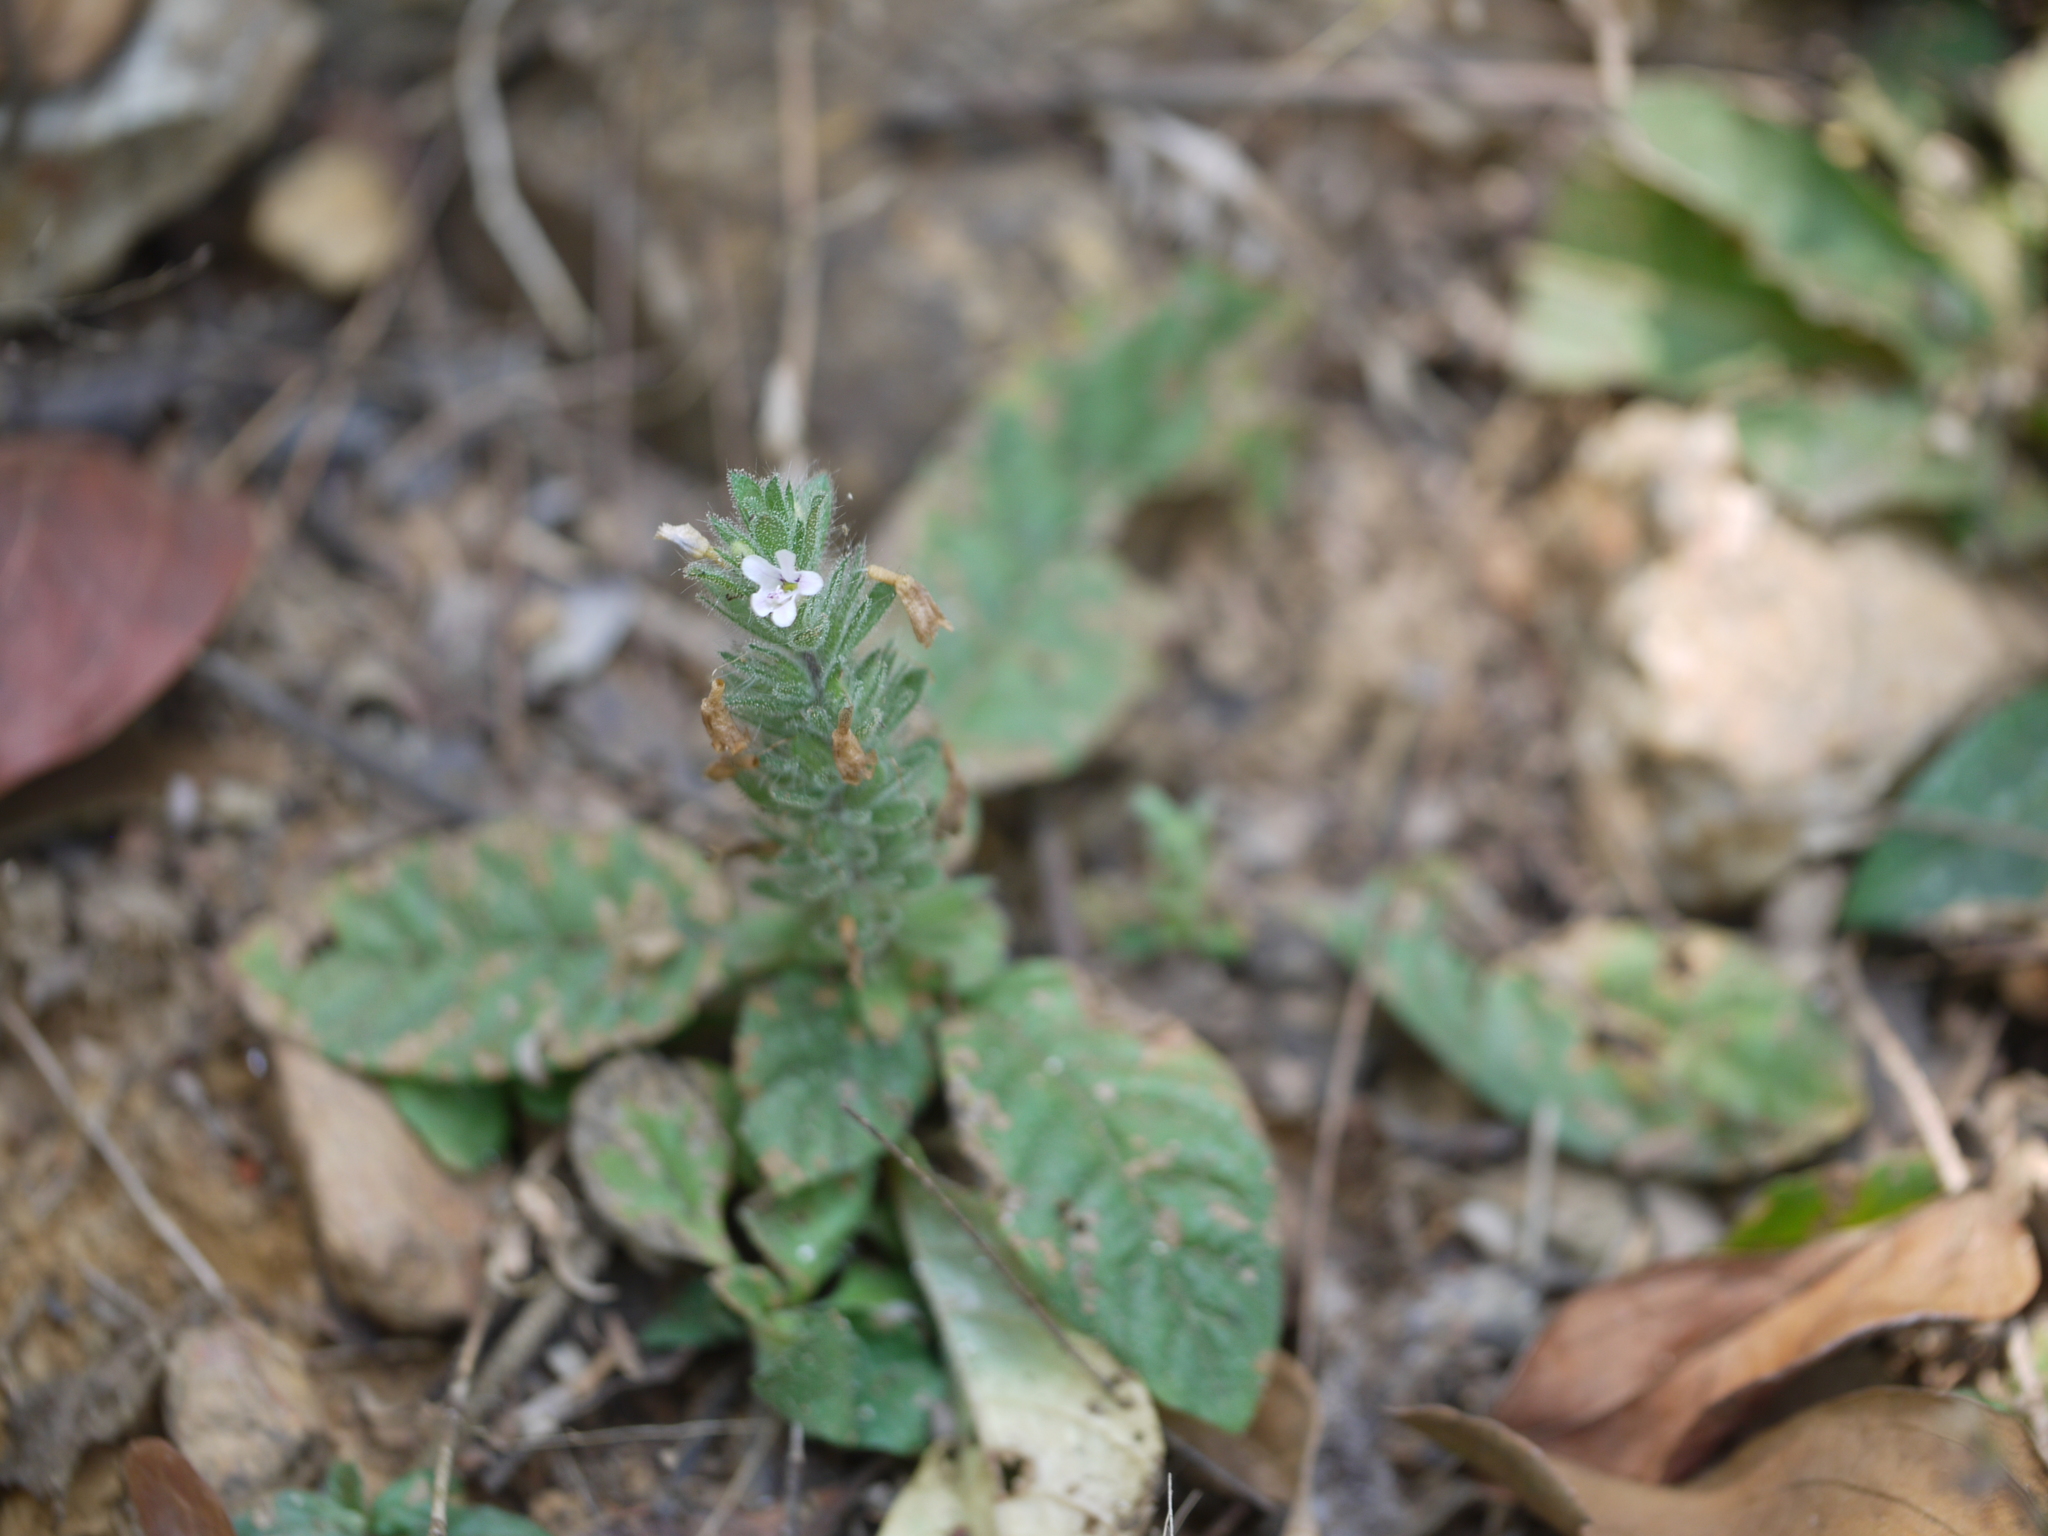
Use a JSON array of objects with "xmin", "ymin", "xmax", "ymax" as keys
[
  {"xmin": 0, "ymin": 435, "xmax": 256, "ymax": 799},
  {"xmin": 1160, "ymin": 1351, "xmax": 1321, "ymax": 1512},
  {"xmin": 1494, "ymin": 1191, "xmax": 2040, "ymax": 1481},
  {"xmin": 1402, "ymin": 1386, "xmax": 2048, "ymax": 1536},
  {"xmin": 866, "ymin": 564, "xmax": 953, "ymax": 648},
  {"xmin": 123, "ymin": 1439, "xmax": 235, "ymax": 1536},
  {"xmin": 701, "ymin": 677, "xmax": 753, "ymax": 756},
  {"xmin": 833, "ymin": 708, "xmax": 876, "ymax": 785}
]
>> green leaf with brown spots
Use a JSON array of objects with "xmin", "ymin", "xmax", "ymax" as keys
[
  {"xmin": 228, "ymin": 819, "xmax": 731, "ymax": 1080},
  {"xmin": 734, "ymin": 970, "xmax": 937, "ymax": 1192},
  {"xmin": 938, "ymin": 960, "xmax": 1282, "ymax": 1433},
  {"xmin": 569, "ymin": 1051, "xmax": 737, "ymax": 1266},
  {"xmin": 739, "ymin": 1166, "xmax": 877, "ymax": 1299}
]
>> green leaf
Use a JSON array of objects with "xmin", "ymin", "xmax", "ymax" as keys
[
  {"xmin": 1723, "ymin": 1153, "xmax": 1942, "ymax": 1252},
  {"xmin": 1112, "ymin": 785, "xmax": 1245, "ymax": 963},
  {"xmin": 1513, "ymin": 158, "xmax": 1883, "ymax": 396},
  {"xmin": 1845, "ymin": 686, "xmax": 2048, "ymax": 934},
  {"xmin": 568, "ymin": 1052, "xmax": 737, "ymax": 1266},
  {"xmin": 878, "ymin": 267, "xmax": 1281, "ymax": 791},
  {"xmin": 1616, "ymin": 78, "xmax": 1986, "ymax": 374},
  {"xmin": 369, "ymin": 1473, "xmax": 548, "ymax": 1536},
  {"xmin": 384, "ymin": 1080, "xmax": 511, "ymax": 1173},
  {"xmin": 229, "ymin": 819, "xmax": 731, "ymax": 1080},
  {"xmin": 939, "ymin": 961, "xmax": 1281, "ymax": 1432},
  {"xmin": 641, "ymin": 1274, "xmax": 748, "ymax": 1351},
  {"xmin": 894, "ymin": 1173, "xmax": 1163, "ymax": 1535},
  {"xmin": 895, "ymin": 880, "xmax": 1009, "ymax": 996},
  {"xmin": 735, "ymin": 970, "xmax": 937, "ymax": 1192},
  {"xmin": 237, "ymin": 1491, "xmax": 366, "ymax": 1536},
  {"xmin": 1736, "ymin": 388, "xmax": 2000, "ymax": 526},
  {"xmin": 739, "ymin": 1165, "xmax": 877, "ymax": 1299},
  {"xmin": 1348, "ymin": 870, "xmax": 1868, "ymax": 1180},
  {"xmin": 511, "ymin": 1074, "xmax": 576, "ymax": 1126},
  {"xmin": 715, "ymin": 1263, "xmax": 947, "ymax": 1454}
]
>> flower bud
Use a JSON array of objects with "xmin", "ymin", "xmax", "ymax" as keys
[
  {"xmin": 866, "ymin": 564, "xmax": 954, "ymax": 648},
  {"xmin": 657, "ymin": 522, "xmax": 716, "ymax": 559}
]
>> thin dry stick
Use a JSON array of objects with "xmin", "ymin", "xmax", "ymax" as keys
[
  {"xmin": 508, "ymin": 1421, "xmax": 759, "ymax": 1454},
  {"xmin": 1296, "ymin": 964, "xmax": 1373, "ymax": 1378},
  {"xmin": 843, "ymin": 1106, "xmax": 1130, "ymax": 1401},
  {"xmin": 456, "ymin": 0, "xmax": 594, "ymax": 353},
  {"xmin": 780, "ymin": 1420, "xmax": 805, "ymax": 1536},
  {"xmin": 0, "ymin": 995, "xmax": 232, "ymax": 1308},
  {"xmin": 758, "ymin": 0, "xmax": 821, "ymax": 469},
  {"xmin": 2011, "ymin": 1316, "xmax": 2048, "ymax": 1456},
  {"xmin": 1517, "ymin": 1100, "xmax": 1562, "ymax": 1272},
  {"xmin": 1833, "ymin": 944, "xmax": 1972, "ymax": 1196},
  {"xmin": 700, "ymin": 1417, "xmax": 778, "ymax": 1536},
  {"xmin": 428, "ymin": 1289, "xmax": 501, "ymax": 1536},
  {"xmin": 1569, "ymin": 0, "xmax": 1633, "ymax": 107}
]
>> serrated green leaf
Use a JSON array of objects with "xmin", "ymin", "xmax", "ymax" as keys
[
  {"xmin": 1350, "ymin": 870, "xmax": 1867, "ymax": 1180},
  {"xmin": 878, "ymin": 267, "xmax": 1282, "ymax": 791},
  {"xmin": 1737, "ymin": 388, "xmax": 2000, "ymax": 526},
  {"xmin": 1616, "ymin": 78, "xmax": 1986, "ymax": 374},
  {"xmin": 641, "ymin": 1274, "xmax": 748, "ymax": 1351},
  {"xmin": 714, "ymin": 1263, "xmax": 947, "ymax": 1454},
  {"xmin": 895, "ymin": 880, "xmax": 1009, "ymax": 996},
  {"xmin": 1845, "ymin": 686, "xmax": 2048, "ymax": 934},
  {"xmin": 1723, "ymin": 1153, "xmax": 1941, "ymax": 1252},
  {"xmin": 895, "ymin": 1173, "xmax": 1162, "ymax": 1536},
  {"xmin": 569, "ymin": 1052, "xmax": 737, "ymax": 1265},
  {"xmin": 735, "ymin": 970, "xmax": 937, "ymax": 1191},
  {"xmin": 385, "ymin": 1080, "xmax": 511, "ymax": 1173},
  {"xmin": 1512, "ymin": 158, "xmax": 1883, "ymax": 396},
  {"xmin": 229, "ymin": 820, "xmax": 731, "ymax": 1080},
  {"xmin": 739, "ymin": 1165, "xmax": 877, "ymax": 1299},
  {"xmin": 939, "ymin": 961, "xmax": 1281, "ymax": 1432}
]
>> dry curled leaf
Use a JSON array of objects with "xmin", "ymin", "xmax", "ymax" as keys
[
  {"xmin": 701, "ymin": 677, "xmax": 753, "ymax": 756},
  {"xmin": 1402, "ymin": 1386, "xmax": 2048, "ymax": 1536},
  {"xmin": 1160, "ymin": 1352, "xmax": 1321, "ymax": 1520},
  {"xmin": 833, "ymin": 708, "xmax": 877, "ymax": 785},
  {"xmin": 123, "ymin": 1439, "xmax": 235, "ymax": 1536},
  {"xmin": 1493, "ymin": 1190, "xmax": 2039, "ymax": 1481},
  {"xmin": 866, "ymin": 565, "xmax": 954, "ymax": 648},
  {"xmin": 0, "ymin": 0, "xmax": 139, "ymax": 87},
  {"xmin": 0, "ymin": 435, "xmax": 257, "ymax": 799}
]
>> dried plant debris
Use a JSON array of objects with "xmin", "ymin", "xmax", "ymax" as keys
[
  {"xmin": 125, "ymin": 1439, "xmax": 236, "ymax": 1536},
  {"xmin": 230, "ymin": 820, "xmax": 732, "ymax": 1081},
  {"xmin": 1491, "ymin": 1191, "xmax": 2039, "ymax": 1482},
  {"xmin": 1403, "ymin": 1387, "xmax": 2048, "ymax": 1536},
  {"xmin": 0, "ymin": 1324, "xmax": 162, "ymax": 1504}
]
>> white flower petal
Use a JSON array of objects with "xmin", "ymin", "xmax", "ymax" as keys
[
  {"xmin": 794, "ymin": 570, "xmax": 824, "ymax": 597},
  {"xmin": 751, "ymin": 588, "xmax": 779, "ymax": 618},
  {"xmin": 771, "ymin": 601, "xmax": 799, "ymax": 627},
  {"xmin": 742, "ymin": 553, "xmax": 778, "ymax": 589},
  {"xmin": 775, "ymin": 549, "xmax": 801, "ymax": 581}
]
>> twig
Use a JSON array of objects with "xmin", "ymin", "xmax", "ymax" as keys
[
  {"xmin": 456, "ymin": 0, "xmax": 594, "ymax": 353},
  {"xmin": 780, "ymin": 1420, "xmax": 805, "ymax": 1536},
  {"xmin": 887, "ymin": 56, "xmax": 1605, "ymax": 132},
  {"xmin": 2010, "ymin": 1315, "xmax": 2048, "ymax": 1462},
  {"xmin": 1567, "ymin": 0, "xmax": 1633, "ymax": 107},
  {"xmin": 428, "ymin": 1290, "xmax": 500, "ymax": 1536},
  {"xmin": 699, "ymin": 1417, "xmax": 778, "ymax": 1536},
  {"xmin": 1517, "ymin": 1100, "xmax": 1561, "ymax": 1272},
  {"xmin": 193, "ymin": 651, "xmax": 479, "ymax": 824},
  {"xmin": 1833, "ymin": 944, "xmax": 1972, "ymax": 1196},
  {"xmin": 758, "ymin": 0, "xmax": 822, "ymax": 470},
  {"xmin": 1296, "ymin": 965, "xmax": 1373, "ymax": 1377},
  {"xmin": 1031, "ymin": 805, "xmax": 1087, "ymax": 963},
  {"xmin": 843, "ymin": 1106, "xmax": 1131, "ymax": 1402},
  {"xmin": 0, "ymin": 995, "xmax": 232, "ymax": 1308},
  {"xmin": 502, "ymin": 1420, "xmax": 759, "ymax": 1455}
]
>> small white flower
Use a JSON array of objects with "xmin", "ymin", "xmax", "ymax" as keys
[
  {"xmin": 656, "ymin": 522, "xmax": 714, "ymax": 558},
  {"xmin": 742, "ymin": 548, "xmax": 824, "ymax": 628}
]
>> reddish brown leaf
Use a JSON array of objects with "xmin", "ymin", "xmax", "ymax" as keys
[
  {"xmin": 0, "ymin": 435, "xmax": 256, "ymax": 799},
  {"xmin": 1401, "ymin": 1387, "xmax": 2048, "ymax": 1536},
  {"xmin": 124, "ymin": 1438, "xmax": 235, "ymax": 1536},
  {"xmin": 1493, "ymin": 1190, "xmax": 2040, "ymax": 1482}
]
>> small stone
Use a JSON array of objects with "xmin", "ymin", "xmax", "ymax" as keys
[
  {"xmin": 525, "ymin": 581, "xmax": 640, "ymax": 697},
  {"xmin": 164, "ymin": 1317, "xmax": 325, "ymax": 1505},
  {"xmin": 1641, "ymin": 1181, "xmax": 1725, "ymax": 1262},
  {"xmin": 271, "ymin": 1042, "xmax": 497, "ymax": 1331},
  {"xmin": 1454, "ymin": 1198, "xmax": 1518, "ymax": 1263},
  {"xmin": 249, "ymin": 136, "xmax": 410, "ymax": 297}
]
